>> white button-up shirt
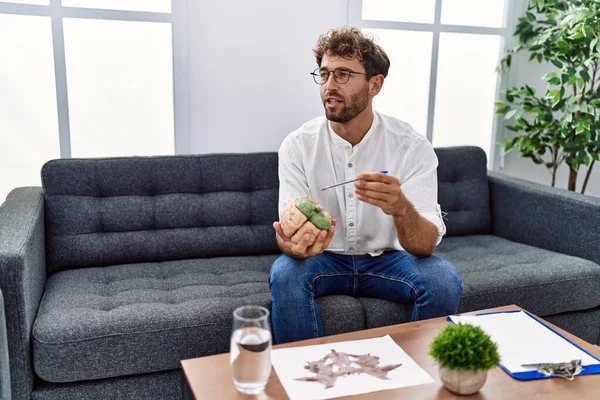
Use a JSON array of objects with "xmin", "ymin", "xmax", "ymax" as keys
[{"xmin": 278, "ymin": 111, "xmax": 446, "ymax": 255}]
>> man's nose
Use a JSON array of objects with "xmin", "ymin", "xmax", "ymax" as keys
[{"xmin": 324, "ymin": 72, "xmax": 339, "ymax": 90}]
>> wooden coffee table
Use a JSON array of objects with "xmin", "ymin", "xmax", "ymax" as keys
[{"xmin": 181, "ymin": 305, "xmax": 600, "ymax": 399}]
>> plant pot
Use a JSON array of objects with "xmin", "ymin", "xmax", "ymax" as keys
[{"xmin": 438, "ymin": 367, "xmax": 487, "ymax": 395}]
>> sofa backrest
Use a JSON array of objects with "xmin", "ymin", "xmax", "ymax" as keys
[
  {"xmin": 435, "ymin": 146, "xmax": 491, "ymax": 236},
  {"xmin": 42, "ymin": 147, "xmax": 490, "ymax": 272},
  {"xmin": 42, "ymin": 154, "xmax": 280, "ymax": 272}
]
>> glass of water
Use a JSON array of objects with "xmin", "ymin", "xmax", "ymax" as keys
[{"xmin": 230, "ymin": 305, "xmax": 272, "ymax": 394}]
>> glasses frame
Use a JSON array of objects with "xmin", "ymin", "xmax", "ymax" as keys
[{"xmin": 310, "ymin": 67, "xmax": 369, "ymax": 85}]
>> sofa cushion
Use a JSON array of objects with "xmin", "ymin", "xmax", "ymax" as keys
[
  {"xmin": 435, "ymin": 235, "xmax": 600, "ymax": 316},
  {"xmin": 41, "ymin": 154, "xmax": 280, "ymax": 273},
  {"xmin": 32, "ymin": 255, "xmax": 277, "ymax": 383},
  {"xmin": 435, "ymin": 147, "xmax": 491, "ymax": 236},
  {"xmin": 32, "ymin": 254, "xmax": 408, "ymax": 383}
]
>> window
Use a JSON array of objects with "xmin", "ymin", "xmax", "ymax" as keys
[
  {"xmin": 349, "ymin": 0, "xmax": 513, "ymax": 167},
  {"xmin": 0, "ymin": 0, "xmax": 182, "ymax": 201},
  {"xmin": 62, "ymin": 0, "xmax": 171, "ymax": 13},
  {"xmin": 63, "ymin": 18, "xmax": 174, "ymax": 157},
  {"xmin": 0, "ymin": 13, "xmax": 59, "ymax": 201}
]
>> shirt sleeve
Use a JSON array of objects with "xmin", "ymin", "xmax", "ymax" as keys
[
  {"xmin": 401, "ymin": 137, "xmax": 446, "ymax": 245},
  {"xmin": 277, "ymin": 136, "xmax": 310, "ymax": 216}
]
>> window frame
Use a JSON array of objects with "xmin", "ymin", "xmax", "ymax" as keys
[
  {"xmin": 347, "ymin": 0, "xmax": 521, "ymax": 171},
  {"xmin": 0, "ymin": 0, "xmax": 190, "ymax": 156}
]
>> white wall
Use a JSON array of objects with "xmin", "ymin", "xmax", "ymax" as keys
[
  {"xmin": 498, "ymin": 51, "xmax": 600, "ymax": 197},
  {"xmin": 186, "ymin": 0, "xmax": 347, "ymax": 154}
]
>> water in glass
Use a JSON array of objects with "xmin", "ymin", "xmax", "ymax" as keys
[{"xmin": 230, "ymin": 306, "xmax": 272, "ymax": 394}]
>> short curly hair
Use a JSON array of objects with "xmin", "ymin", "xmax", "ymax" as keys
[{"xmin": 313, "ymin": 26, "xmax": 390, "ymax": 78}]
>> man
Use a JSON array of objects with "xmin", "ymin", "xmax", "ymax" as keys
[{"xmin": 269, "ymin": 26, "xmax": 462, "ymax": 344}]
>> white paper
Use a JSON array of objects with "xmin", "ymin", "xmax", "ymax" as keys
[
  {"xmin": 449, "ymin": 311, "xmax": 600, "ymax": 373},
  {"xmin": 271, "ymin": 334, "xmax": 433, "ymax": 400}
]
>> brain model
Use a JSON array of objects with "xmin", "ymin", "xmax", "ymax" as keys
[{"xmin": 280, "ymin": 197, "xmax": 332, "ymax": 244}]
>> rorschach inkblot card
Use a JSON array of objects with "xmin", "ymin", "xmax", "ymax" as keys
[{"xmin": 271, "ymin": 334, "xmax": 432, "ymax": 400}]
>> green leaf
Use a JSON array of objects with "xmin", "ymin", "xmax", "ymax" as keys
[
  {"xmin": 548, "ymin": 76, "xmax": 561, "ymax": 85},
  {"xmin": 542, "ymin": 72, "xmax": 559, "ymax": 81},
  {"xmin": 592, "ymin": 153, "xmax": 600, "ymax": 162},
  {"xmin": 505, "ymin": 109, "xmax": 518, "ymax": 120},
  {"xmin": 556, "ymin": 40, "xmax": 570, "ymax": 51},
  {"xmin": 526, "ymin": 11, "xmax": 536, "ymax": 22},
  {"xmin": 591, "ymin": 38, "xmax": 598, "ymax": 53},
  {"xmin": 546, "ymin": 89, "xmax": 562, "ymax": 107},
  {"xmin": 577, "ymin": 77, "xmax": 585, "ymax": 91},
  {"xmin": 506, "ymin": 125, "xmax": 522, "ymax": 132},
  {"xmin": 569, "ymin": 30, "xmax": 585, "ymax": 40},
  {"xmin": 583, "ymin": 155, "xmax": 591, "ymax": 166},
  {"xmin": 525, "ymin": 85, "xmax": 536, "ymax": 95},
  {"xmin": 537, "ymin": 0, "xmax": 545, "ymax": 11},
  {"xmin": 580, "ymin": 70, "xmax": 591, "ymax": 82},
  {"xmin": 569, "ymin": 158, "xmax": 579, "ymax": 170},
  {"xmin": 550, "ymin": 59, "xmax": 563, "ymax": 68}
]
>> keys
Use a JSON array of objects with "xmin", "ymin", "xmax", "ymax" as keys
[{"xmin": 520, "ymin": 359, "xmax": 583, "ymax": 380}]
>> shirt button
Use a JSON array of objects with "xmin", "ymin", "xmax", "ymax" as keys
[
  {"xmin": 348, "ymin": 163, "xmax": 353, "ymax": 168},
  {"xmin": 348, "ymin": 193, "xmax": 353, "ymax": 198},
  {"xmin": 349, "ymin": 246, "xmax": 355, "ymax": 251},
  {"xmin": 349, "ymin": 222, "xmax": 354, "ymax": 227}
]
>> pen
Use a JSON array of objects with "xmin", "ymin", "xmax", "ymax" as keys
[{"xmin": 321, "ymin": 170, "xmax": 389, "ymax": 191}]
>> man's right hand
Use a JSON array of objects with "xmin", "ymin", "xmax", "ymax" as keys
[{"xmin": 273, "ymin": 219, "xmax": 336, "ymax": 260}]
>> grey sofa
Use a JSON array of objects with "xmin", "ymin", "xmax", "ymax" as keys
[{"xmin": 0, "ymin": 146, "xmax": 599, "ymax": 400}]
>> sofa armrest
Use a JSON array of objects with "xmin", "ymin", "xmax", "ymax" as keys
[
  {"xmin": 489, "ymin": 172, "xmax": 600, "ymax": 265},
  {"xmin": 0, "ymin": 188, "xmax": 47, "ymax": 399},
  {"xmin": 0, "ymin": 289, "xmax": 10, "ymax": 400}
]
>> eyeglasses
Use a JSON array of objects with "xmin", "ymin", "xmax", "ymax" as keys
[{"xmin": 310, "ymin": 68, "xmax": 368, "ymax": 85}]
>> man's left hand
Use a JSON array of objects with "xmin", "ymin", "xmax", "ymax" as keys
[{"xmin": 354, "ymin": 171, "xmax": 408, "ymax": 216}]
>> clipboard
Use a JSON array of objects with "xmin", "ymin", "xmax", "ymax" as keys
[{"xmin": 447, "ymin": 310, "xmax": 600, "ymax": 381}]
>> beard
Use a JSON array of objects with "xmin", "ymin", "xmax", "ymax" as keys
[{"xmin": 322, "ymin": 84, "xmax": 370, "ymax": 123}]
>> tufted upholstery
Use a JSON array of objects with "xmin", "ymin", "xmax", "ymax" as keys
[
  {"xmin": 435, "ymin": 235, "xmax": 600, "ymax": 316},
  {"xmin": 435, "ymin": 147, "xmax": 491, "ymax": 236},
  {"xmin": 42, "ymin": 154, "xmax": 280, "ymax": 273},
  {"xmin": 32, "ymin": 233, "xmax": 600, "ymax": 382},
  {"xmin": 32, "ymin": 256, "xmax": 277, "ymax": 382},
  {"xmin": 41, "ymin": 148, "xmax": 489, "ymax": 274}
]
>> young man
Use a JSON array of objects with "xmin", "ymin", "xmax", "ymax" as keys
[{"xmin": 269, "ymin": 27, "xmax": 462, "ymax": 344}]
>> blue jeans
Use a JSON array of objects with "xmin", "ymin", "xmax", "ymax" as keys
[{"xmin": 268, "ymin": 250, "xmax": 462, "ymax": 344}]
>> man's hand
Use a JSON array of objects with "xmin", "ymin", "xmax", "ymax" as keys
[
  {"xmin": 273, "ymin": 218, "xmax": 336, "ymax": 260},
  {"xmin": 353, "ymin": 172, "xmax": 409, "ymax": 216},
  {"xmin": 354, "ymin": 171, "xmax": 438, "ymax": 257}
]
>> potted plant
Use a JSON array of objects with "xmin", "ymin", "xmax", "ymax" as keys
[
  {"xmin": 495, "ymin": 0, "xmax": 600, "ymax": 193},
  {"xmin": 429, "ymin": 323, "xmax": 501, "ymax": 395}
]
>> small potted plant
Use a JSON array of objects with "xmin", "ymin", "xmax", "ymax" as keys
[{"xmin": 429, "ymin": 323, "xmax": 501, "ymax": 395}]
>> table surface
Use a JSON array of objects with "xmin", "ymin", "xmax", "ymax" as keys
[{"xmin": 180, "ymin": 305, "xmax": 600, "ymax": 399}]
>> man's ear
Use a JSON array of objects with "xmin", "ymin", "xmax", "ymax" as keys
[{"xmin": 369, "ymin": 75, "xmax": 384, "ymax": 96}]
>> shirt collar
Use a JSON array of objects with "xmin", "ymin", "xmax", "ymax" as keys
[{"xmin": 327, "ymin": 112, "xmax": 380, "ymax": 150}]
